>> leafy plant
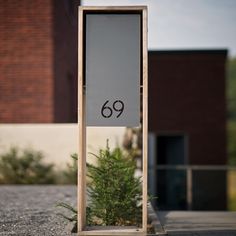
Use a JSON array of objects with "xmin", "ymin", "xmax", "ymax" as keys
[{"xmin": 0, "ymin": 147, "xmax": 55, "ymax": 184}]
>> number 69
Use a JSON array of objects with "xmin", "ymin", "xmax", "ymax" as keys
[{"xmin": 101, "ymin": 100, "xmax": 124, "ymax": 118}]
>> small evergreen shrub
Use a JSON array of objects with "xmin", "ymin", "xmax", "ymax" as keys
[
  {"xmin": 57, "ymin": 142, "xmax": 142, "ymax": 228},
  {"xmin": 87, "ymin": 142, "xmax": 142, "ymax": 226}
]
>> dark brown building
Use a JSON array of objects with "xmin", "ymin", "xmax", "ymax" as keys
[
  {"xmin": 0, "ymin": 0, "xmax": 79, "ymax": 123},
  {"xmin": 148, "ymin": 50, "xmax": 227, "ymax": 210}
]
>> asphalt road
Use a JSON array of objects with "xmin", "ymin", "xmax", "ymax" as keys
[{"xmin": 0, "ymin": 185, "xmax": 77, "ymax": 236}]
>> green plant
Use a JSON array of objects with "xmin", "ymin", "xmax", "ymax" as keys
[
  {"xmin": 87, "ymin": 142, "xmax": 142, "ymax": 226},
  {"xmin": 228, "ymin": 171, "xmax": 236, "ymax": 211},
  {"xmin": 62, "ymin": 153, "xmax": 78, "ymax": 184},
  {"xmin": 227, "ymin": 58, "xmax": 236, "ymax": 121},
  {"xmin": 57, "ymin": 141, "xmax": 142, "ymax": 228},
  {"xmin": 227, "ymin": 58, "xmax": 236, "ymax": 165},
  {"xmin": 0, "ymin": 147, "xmax": 55, "ymax": 184}
]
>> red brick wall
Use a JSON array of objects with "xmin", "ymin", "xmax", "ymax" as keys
[
  {"xmin": 0, "ymin": 0, "xmax": 54, "ymax": 123},
  {"xmin": 148, "ymin": 50, "xmax": 227, "ymax": 165},
  {"xmin": 0, "ymin": 0, "xmax": 80, "ymax": 123}
]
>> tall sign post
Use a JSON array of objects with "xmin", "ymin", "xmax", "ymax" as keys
[{"xmin": 78, "ymin": 6, "xmax": 148, "ymax": 235}]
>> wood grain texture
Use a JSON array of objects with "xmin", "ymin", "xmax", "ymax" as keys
[
  {"xmin": 78, "ymin": 6, "xmax": 86, "ymax": 233},
  {"xmin": 79, "ymin": 6, "xmax": 147, "ymax": 11},
  {"xmin": 79, "ymin": 226, "xmax": 145, "ymax": 235},
  {"xmin": 142, "ymin": 6, "xmax": 148, "ymax": 233}
]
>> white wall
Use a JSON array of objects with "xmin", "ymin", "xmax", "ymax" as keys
[{"xmin": 0, "ymin": 124, "xmax": 125, "ymax": 169}]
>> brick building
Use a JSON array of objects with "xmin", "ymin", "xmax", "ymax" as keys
[{"xmin": 0, "ymin": 0, "xmax": 79, "ymax": 123}]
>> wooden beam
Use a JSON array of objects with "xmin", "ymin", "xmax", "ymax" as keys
[
  {"xmin": 78, "ymin": 6, "xmax": 86, "ymax": 233},
  {"xmin": 142, "ymin": 6, "xmax": 148, "ymax": 233},
  {"xmin": 79, "ymin": 226, "xmax": 145, "ymax": 235},
  {"xmin": 80, "ymin": 6, "xmax": 147, "ymax": 11}
]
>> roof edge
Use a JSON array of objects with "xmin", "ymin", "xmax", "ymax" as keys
[{"xmin": 148, "ymin": 49, "xmax": 228, "ymax": 56}]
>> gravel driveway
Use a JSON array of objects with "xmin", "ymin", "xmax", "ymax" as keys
[{"xmin": 0, "ymin": 185, "xmax": 77, "ymax": 236}]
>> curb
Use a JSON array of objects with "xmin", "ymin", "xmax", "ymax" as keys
[{"xmin": 148, "ymin": 203, "xmax": 166, "ymax": 235}]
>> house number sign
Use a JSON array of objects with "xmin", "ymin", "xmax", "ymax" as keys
[
  {"xmin": 78, "ymin": 7, "xmax": 148, "ymax": 233},
  {"xmin": 86, "ymin": 14, "xmax": 140, "ymax": 126}
]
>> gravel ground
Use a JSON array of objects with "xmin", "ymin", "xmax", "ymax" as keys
[{"xmin": 0, "ymin": 185, "xmax": 77, "ymax": 236}]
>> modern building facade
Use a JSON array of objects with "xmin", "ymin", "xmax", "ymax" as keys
[{"xmin": 148, "ymin": 50, "xmax": 227, "ymax": 210}]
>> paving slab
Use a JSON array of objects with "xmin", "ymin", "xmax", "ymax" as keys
[
  {"xmin": 0, "ymin": 185, "xmax": 77, "ymax": 236},
  {"xmin": 157, "ymin": 211, "xmax": 236, "ymax": 236}
]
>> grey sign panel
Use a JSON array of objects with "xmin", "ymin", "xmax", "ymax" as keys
[{"xmin": 86, "ymin": 14, "xmax": 140, "ymax": 126}]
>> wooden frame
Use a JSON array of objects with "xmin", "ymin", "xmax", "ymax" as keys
[{"xmin": 78, "ymin": 6, "xmax": 148, "ymax": 235}]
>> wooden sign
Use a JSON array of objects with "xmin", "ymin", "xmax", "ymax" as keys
[{"xmin": 78, "ymin": 6, "xmax": 148, "ymax": 235}]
